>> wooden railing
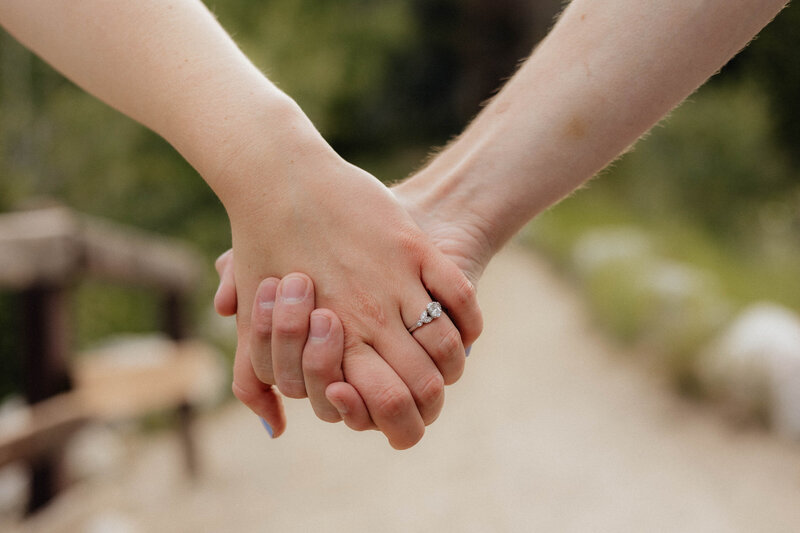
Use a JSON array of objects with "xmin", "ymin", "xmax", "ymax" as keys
[{"xmin": 0, "ymin": 206, "xmax": 217, "ymax": 513}]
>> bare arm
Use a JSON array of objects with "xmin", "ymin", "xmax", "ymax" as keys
[
  {"xmin": 0, "ymin": 0, "xmax": 484, "ymax": 449},
  {"xmin": 396, "ymin": 0, "xmax": 790, "ymax": 256},
  {"xmin": 0, "ymin": 0, "xmax": 308, "ymax": 197},
  {"xmin": 216, "ymin": 0, "xmax": 792, "ymax": 426}
]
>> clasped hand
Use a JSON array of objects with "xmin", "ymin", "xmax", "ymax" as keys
[{"xmin": 220, "ymin": 145, "xmax": 483, "ymax": 449}]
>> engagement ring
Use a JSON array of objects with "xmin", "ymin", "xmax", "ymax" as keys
[{"xmin": 407, "ymin": 301, "xmax": 443, "ymax": 333}]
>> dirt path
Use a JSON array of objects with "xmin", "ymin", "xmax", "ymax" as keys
[{"xmin": 13, "ymin": 245, "xmax": 800, "ymax": 532}]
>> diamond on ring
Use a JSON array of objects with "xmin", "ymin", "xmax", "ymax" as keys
[{"xmin": 408, "ymin": 302, "xmax": 443, "ymax": 333}]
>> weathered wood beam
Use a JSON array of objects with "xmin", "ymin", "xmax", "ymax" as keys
[{"xmin": 0, "ymin": 207, "xmax": 202, "ymax": 292}]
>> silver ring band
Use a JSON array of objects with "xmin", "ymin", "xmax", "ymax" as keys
[{"xmin": 408, "ymin": 302, "xmax": 443, "ymax": 333}]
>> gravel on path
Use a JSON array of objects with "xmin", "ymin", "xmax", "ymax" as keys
[{"xmin": 10, "ymin": 245, "xmax": 800, "ymax": 533}]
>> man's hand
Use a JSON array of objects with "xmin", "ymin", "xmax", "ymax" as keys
[
  {"xmin": 221, "ymin": 127, "xmax": 482, "ymax": 449},
  {"xmin": 214, "ymin": 180, "xmax": 497, "ymax": 438}
]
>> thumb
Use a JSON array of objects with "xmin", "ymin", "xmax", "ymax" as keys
[{"xmin": 232, "ymin": 341, "xmax": 287, "ymax": 438}]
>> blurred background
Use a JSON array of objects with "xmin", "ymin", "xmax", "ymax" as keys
[{"xmin": 1, "ymin": 1, "xmax": 800, "ymax": 531}]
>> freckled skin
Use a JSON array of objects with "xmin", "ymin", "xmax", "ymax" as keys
[
  {"xmin": 357, "ymin": 291, "xmax": 387, "ymax": 327},
  {"xmin": 565, "ymin": 116, "xmax": 586, "ymax": 140}
]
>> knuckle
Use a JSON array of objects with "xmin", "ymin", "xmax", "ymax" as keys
[
  {"xmin": 232, "ymin": 381, "xmax": 259, "ymax": 408},
  {"xmin": 302, "ymin": 351, "xmax": 332, "ymax": 377},
  {"xmin": 451, "ymin": 276, "xmax": 484, "ymax": 345},
  {"xmin": 389, "ymin": 426, "xmax": 424, "ymax": 450},
  {"xmin": 374, "ymin": 386, "xmax": 413, "ymax": 420},
  {"xmin": 231, "ymin": 382, "xmax": 249, "ymax": 404},
  {"xmin": 436, "ymin": 326, "xmax": 463, "ymax": 361},
  {"xmin": 343, "ymin": 291, "xmax": 387, "ymax": 330},
  {"xmin": 437, "ymin": 327, "xmax": 466, "ymax": 385},
  {"xmin": 277, "ymin": 377, "xmax": 307, "ymax": 399},
  {"xmin": 395, "ymin": 225, "xmax": 427, "ymax": 258},
  {"xmin": 465, "ymin": 311, "xmax": 484, "ymax": 346},
  {"xmin": 423, "ymin": 408, "xmax": 442, "ymax": 427},
  {"xmin": 252, "ymin": 319, "xmax": 273, "ymax": 340},
  {"xmin": 342, "ymin": 331, "xmax": 361, "ymax": 353},
  {"xmin": 452, "ymin": 274, "xmax": 477, "ymax": 307},
  {"xmin": 416, "ymin": 372, "xmax": 444, "ymax": 407},
  {"xmin": 251, "ymin": 362, "xmax": 274, "ymax": 385},
  {"xmin": 313, "ymin": 407, "xmax": 342, "ymax": 424},
  {"xmin": 273, "ymin": 319, "xmax": 307, "ymax": 340},
  {"xmin": 344, "ymin": 417, "xmax": 375, "ymax": 432}
]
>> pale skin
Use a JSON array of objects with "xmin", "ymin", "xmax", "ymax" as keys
[
  {"xmin": 0, "ymin": 0, "xmax": 484, "ymax": 450},
  {"xmin": 216, "ymin": 0, "xmax": 790, "ymax": 434}
]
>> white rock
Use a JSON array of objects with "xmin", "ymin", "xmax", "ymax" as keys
[
  {"xmin": 699, "ymin": 303, "xmax": 800, "ymax": 438},
  {"xmin": 0, "ymin": 397, "xmax": 34, "ymax": 520},
  {"xmin": 639, "ymin": 261, "xmax": 715, "ymax": 304},
  {"xmin": 84, "ymin": 512, "xmax": 141, "ymax": 533},
  {"xmin": 65, "ymin": 424, "xmax": 127, "ymax": 481},
  {"xmin": 0, "ymin": 463, "xmax": 29, "ymax": 519},
  {"xmin": 0, "ymin": 396, "xmax": 31, "ymax": 438}
]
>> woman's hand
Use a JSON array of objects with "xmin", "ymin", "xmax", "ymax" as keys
[
  {"xmin": 220, "ymin": 119, "xmax": 482, "ymax": 449},
  {"xmin": 215, "ymin": 175, "xmax": 496, "ymax": 436},
  {"xmin": 216, "ymin": 252, "xmax": 348, "ymax": 436}
]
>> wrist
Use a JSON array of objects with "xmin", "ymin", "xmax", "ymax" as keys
[
  {"xmin": 398, "ymin": 47, "xmax": 612, "ymax": 251},
  {"xmin": 173, "ymin": 89, "xmax": 341, "ymax": 212},
  {"xmin": 397, "ymin": 134, "xmax": 525, "ymax": 258},
  {"xmin": 393, "ymin": 155, "xmax": 500, "ymax": 285}
]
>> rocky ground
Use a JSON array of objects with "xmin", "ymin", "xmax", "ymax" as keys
[{"xmin": 6, "ymin": 245, "xmax": 800, "ymax": 532}]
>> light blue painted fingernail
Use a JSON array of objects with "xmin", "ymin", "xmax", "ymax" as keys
[
  {"xmin": 260, "ymin": 417, "xmax": 274, "ymax": 438},
  {"xmin": 465, "ymin": 346, "xmax": 472, "ymax": 357}
]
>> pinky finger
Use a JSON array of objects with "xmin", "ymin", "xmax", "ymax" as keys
[
  {"xmin": 325, "ymin": 382, "xmax": 375, "ymax": 432},
  {"xmin": 232, "ymin": 342, "xmax": 286, "ymax": 438},
  {"xmin": 421, "ymin": 254, "xmax": 483, "ymax": 347}
]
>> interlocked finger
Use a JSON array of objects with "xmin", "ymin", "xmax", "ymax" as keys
[
  {"xmin": 248, "ymin": 277, "xmax": 280, "ymax": 385},
  {"xmin": 301, "ymin": 308, "xmax": 346, "ymax": 423},
  {"xmin": 420, "ymin": 253, "xmax": 483, "ymax": 347},
  {"xmin": 406, "ymin": 301, "xmax": 466, "ymax": 385},
  {"xmin": 364, "ymin": 296, "xmax": 449, "ymax": 426},
  {"xmin": 341, "ymin": 343, "xmax": 425, "ymax": 449},
  {"xmin": 272, "ymin": 273, "xmax": 314, "ymax": 399}
]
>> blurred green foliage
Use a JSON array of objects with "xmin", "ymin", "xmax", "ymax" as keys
[
  {"xmin": 0, "ymin": 0, "xmax": 546, "ymax": 399},
  {"xmin": 211, "ymin": 0, "xmax": 415, "ymax": 154},
  {"xmin": 725, "ymin": 2, "xmax": 800, "ymax": 164},
  {"xmin": 1, "ymin": 0, "xmax": 799, "ymax": 402},
  {"xmin": 604, "ymin": 82, "xmax": 796, "ymax": 236},
  {"xmin": 527, "ymin": 20, "xmax": 800, "ymax": 390}
]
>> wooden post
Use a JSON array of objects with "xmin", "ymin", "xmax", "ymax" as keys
[
  {"xmin": 176, "ymin": 401, "xmax": 198, "ymax": 478},
  {"xmin": 163, "ymin": 290, "xmax": 198, "ymax": 478},
  {"xmin": 0, "ymin": 208, "xmax": 205, "ymax": 508},
  {"xmin": 163, "ymin": 290, "xmax": 187, "ymax": 341},
  {"xmin": 21, "ymin": 286, "xmax": 71, "ymax": 513}
]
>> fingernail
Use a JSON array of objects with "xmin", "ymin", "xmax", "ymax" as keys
[
  {"xmin": 309, "ymin": 314, "xmax": 331, "ymax": 342},
  {"xmin": 328, "ymin": 396, "xmax": 349, "ymax": 416},
  {"xmin": 281, "ymin": 276, "xmax": 307, "ymax": 303},
  {"xmin": 260, "ymin": 417, "xmax": 275, "ymax": 438},
  {"xmin": 258, "ymin": 280, "xmax": 278, "ymax": 310},
  {"xmin": 465, "ymin": 345, "xmax": 472, "ymax": 357}
]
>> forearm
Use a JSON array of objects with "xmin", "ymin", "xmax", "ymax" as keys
[
  {"xmin": 0, "ymin": 0, "xmax": 331, "ymax": 206},
  {"xmin": 404, "ymin": 0, "xmax": 788, "ymax": 253}
]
